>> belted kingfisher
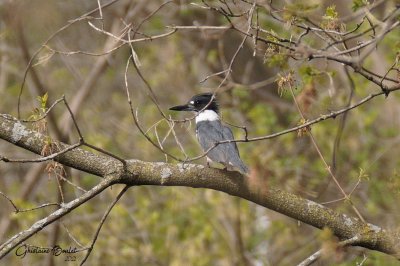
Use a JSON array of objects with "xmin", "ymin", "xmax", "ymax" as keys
[{"xmin": 169, "ymin": 93, "xmax": 248, "ymax": 174}]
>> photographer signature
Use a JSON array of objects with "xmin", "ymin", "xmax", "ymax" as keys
[{"xmin": 16, "ymin": 244, "xmax": 79, "ymax": 260}]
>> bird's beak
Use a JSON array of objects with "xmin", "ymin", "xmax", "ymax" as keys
[{"xmin": 169, "ymin": 104, "xmax": 194, "ymax": 112}]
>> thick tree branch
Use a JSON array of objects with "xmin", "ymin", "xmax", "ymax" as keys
[{"xmin": 0, "ymin": 115, "xmax": 399, "ymax": 259}]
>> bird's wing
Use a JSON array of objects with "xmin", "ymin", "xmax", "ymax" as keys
[
  {"xmin": 221, "ymin": 125, "xmax": 239, "ymax": 154},
  {"xmin": 196, "ymin": 121, "xmax": 227, "ymax": 163},
  {"xmin": 221, "ymin": 125, "xmax": 249, "ymax": 174},
  {"xmin": 196, "ymin": 121, "xmax": 249, "ymax": 173}
]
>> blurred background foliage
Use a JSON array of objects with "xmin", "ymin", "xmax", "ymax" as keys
[{"xmin": 0, "ymin": 0, "xmax": 400, "ymax": 265}]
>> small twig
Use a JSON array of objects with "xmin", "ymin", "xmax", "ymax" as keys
[
  {"xmin": 132, "ymin": 0, "xmax": 174, "ymax": 36},
  {"xmin": 44, "ymin": 42, "xmax": 125, "ymax": 57},
  {"xmin": 124, "ymin": 54, "xmax": 181, "ymax": 160},
  {"xmin": 199, "ymin": 69, "xmax": 230, "ymax": 83},
  {"xmin": 154, "ymin": 124, "xmax": 165, "ymax": 156},
  {"xmin": 127, "ymin": 15, "xmax": 173, "ymax": 120},
  {"xmin": 56, "ymin": 169, "xmax": 88, "ymax": 193},
  {"xmin": 297, "ymin": 235, "xmax": 361, "ymax": 266},
  {"xmin": 88, "ymin": 21, "xmax": 177, "ymax": 44},
  {"xmin": 144, "ymin": 119, "xmax": 165, "ymax": 135},
  {"xmin": 0, "ymin": 191, "xmax": 60, "ymax": 213},
  {"xmin": 332, "ymin": 67, "xmax": 355, "ymax": 173},
  {"xmin": 166, "ymin": 25, "xmax": 231, "ymax": 30},
  {"xmin": 168, "ymin": 119, "xmax": 189, "ymax": 159},
  {"xmin": 61, "ymin": 223, "xmax": 87, "ymax": 249},
  {"xmin": 20, "ymin": 97, "xmax": 64, "ymax": 123},
  {"xmin": 316, "ymin": 67, "xmax": 356, "ymax": 199},
  {"xmin": 0, "ymin": 191, "xmax": 19, "ymax": 212},
  {"xmin": 83, "ymin": 142, "xmax": 127, "ymax": 169},
  {"xmin": 223, "ymin": 120, "xmax": 248, "ymax": 141},
  {"xmin": 62, "ymin": 95, "xmax": 84, "ymax": 140},
  {"xmin": 1, "ymin": 142, "xmax": 82, "ymax": 163},
  {"xmin": 320, "ymin": 177, "xmax": 362, "ymax": 205},
  {"xmin": 297, "ymin": 249, "xmax": 321, "ymax": 266},
  {"xmin": 321, "ymin": 196, "xmax": 347, "ymax": 205},
  {"xmin": 80, "ymin": 185, "xmax": 129, "ymax": 265},
  {"xmin": 380, "ymin": 60, "xmax": 398, "ymax": 92},
  {"xmin": 357, "ymin": 254, "xmax": 368, "ymax": 265},
  {"xmin": 17, "ymin": 203, "xmax": 61, "ymax": 213},
  {"xmin": 53, "ymin": 164, "xmax": 67, "ymax": 203},
  {"xmin": 288, "ymin": 85, "xmax": 365, "ymax": 222},
  {"xmin": 96, "ymin": 0, "xmax": 104, "ymax": 29}
]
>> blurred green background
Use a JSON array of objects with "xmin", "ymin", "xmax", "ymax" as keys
[{"xmin": 0, "ymin": 0, "xmax": 399, "ymax": 265}]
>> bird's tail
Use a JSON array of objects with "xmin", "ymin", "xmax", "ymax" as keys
[{"xmin": 235, "ymin": 160, "xmax": 249, "ymax": 175}]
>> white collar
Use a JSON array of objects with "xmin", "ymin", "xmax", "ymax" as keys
[{"xmin": 195, "ymin": 110, "xmax": 220, "ymax": 123}]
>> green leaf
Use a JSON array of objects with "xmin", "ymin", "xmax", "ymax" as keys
[
  {"xmin": 324, "ymin": 5, "xmax": 338, "ymax": 19},
  {"xmin": 37, "ymin": 92, "xmax": 48, "ymax": 112}
]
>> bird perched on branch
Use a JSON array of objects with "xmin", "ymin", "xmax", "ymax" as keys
[{"xmin": 169, "ymin": 93, "xmax": 248, "ymax": 174}]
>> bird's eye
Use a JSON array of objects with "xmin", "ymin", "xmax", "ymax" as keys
[{"xmin": 195, "ymin": 100, "xmax": 200, "ymax": 104}]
